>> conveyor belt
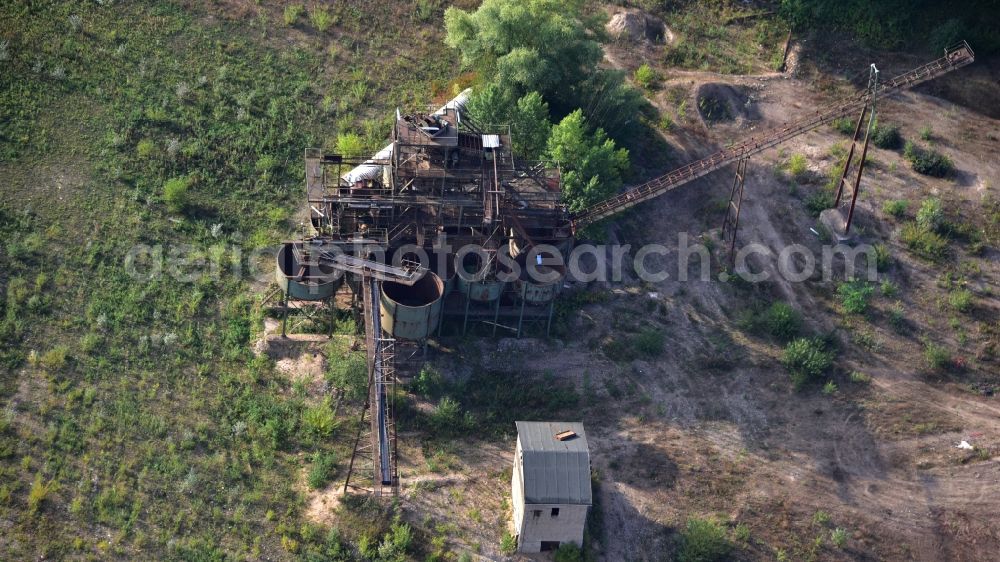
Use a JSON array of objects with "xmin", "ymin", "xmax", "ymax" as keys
[{"xmin": 571, "ymin": 42, "xmax": 975, "ymax": 229}]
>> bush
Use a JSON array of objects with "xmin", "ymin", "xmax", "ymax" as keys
[
  {"xmin": 924, "ymin": 341, "xmax": 951, "ymax": 371},
  {"xmin": 678, "ymin": 517, "xmax": 732, "ymax": 562},
  {"xmin": 916, "ymin": 198, "xmax": 944, "ymax": 232},
  {"xmin": 28, "ymin": 474, "xmax": 54, "ymax": 515},
  {"xmin": 634, "ymin": 328, "xmax": 665, "ymax": 357},
  {"xmin": 871, "ymin": 123, "xmax": 902, "ymax": 149},
  {"xmin": 302, "ymin": 400, "xmax": 337, "ymax": 437},
  {"xmin": 136, "ymin": 138, "xmax": 156, "ymax": 158},
  {"xmin": 872, "ymin": 243, "xmax": 892, "ymax": 272},
  {"xmin": 783, "ymin": 338, "xmax": 834, "ymax": 388},
  {"xmin": 805, "ymin": 187, "xmax": 835, "ymax": 217},
  {"xmin": 429, "ymin": 397, "xmax": 463, "ymax": 433},
  {"xmin": 412, "ymin": 365, "xmax": 445, "ymax": 398},
  {"xmin": 787, "ymin": 153, "xmax": 808, "ymax": 181},
  {"xmin": 882, "ymin": 199, "xmax": 908, "ymax": 218},
  {"xmin": 310, "ymin": 8, "xmax": 334, "ymax": 32},
  {"xmin": 949, "ymin": 289, "xmax": 973, "ymax": 312},
  {"xmin": 499, "ymin": 531, "xmax": 517, "ymax": 555},
  {"xmin": 307, "ymin": 451, "xmax": 338, "ymax": 489},
  {"xmin": 900, "ymin": 222, "xmax": 948, "ymax": 260},
  {"xmin": 335, "ymin": 132, "xmax": 364, "ymax": 156},
  {"xmin": 837, "ymin": 280, "xmax": 874, "ymax": 314},
  {"xmin": 850, "ymin": 371, "xmax": 871, "ymax": 384},
  {"xmin": 831, "ymin": 116, "xmax": 855, "ymax": 136},
  {"xmin": 327, "ymin": 344, "xmax": 367, "ymax": 401},
  {"xmin": 283, "ymin": 4, "xmax": 304, "ymax": 26},
  {"xmin": 163, "ymin": 176, "xmax": 191, "ymax": 213},
  {"xmin": 764, "ymin": 302, "xmax": 802, "ymax": 341},
  {"xmin": 634, "ymin": 63, "xmax": 657, "ymax": 89},
  {"xmin": 831, "ymin": 527, "xmax": 848, "ymax": 548},
  {"xmin": 904, "ymin": 142, "xmax": 953, "ymax": 177}
]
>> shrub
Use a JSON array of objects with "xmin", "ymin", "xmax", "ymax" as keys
[
  {"xmin": 822, "ymin": 380, "xmax": 838, "ymax": 395},
  {"xmin": 949, "ymin": 289, "xmax": 972, "ymax": 312},
  {"xmin": 307, "ymin": 451, "xmax": 338, "ymax": 489},
  {"xmin": 924, "ymin": 341, "xmax": 951, "ymax": 371},
  {"xmin": 335, "ymin": 132, "xmax": 364, "ymax": 156},
  {"xmin": 634, "ymin": 63, "xmax": 657, "ymax": 89},
  {"xmin": 900, "ymin": 222, "xmax": 947, "ymax": 260},
  {"xmin": 678, "ymin": 517, "xmax": 732, "ymax": 562},
  {"xmin": 837, "ymin": 280, "xmax": 874, "ymax": 314},
  {"xmin": 283, "ymin": 4, "xmax": 304, "ymax": 26},
  {"xmin": 882, "ymin": 199, "xmax": 907, "ymax": 218},
  {"xmin": 499, "ymin": 531, "xmax": 517, "ymax": 555},
  {"xmin": 879, "ymin": 280, "xmax": 897, "ymax": 297},
  {"xmin": 310, "ymin": 8, "xmax": 334, "ymax": 32},
  {"xmin": 764, "ymin": 302, "xmax": 802, "ymax": 341},
  {"xmin": 302, "ymin": 400, "xmax": 337, "ymax": 437},
  {"xmin": 38, "ymin": 344, "xmax": 69, "ymax": 371},
  {"xmin": 850, "ymin": 371, "xmax": 871, "ymax": 384},
  {"xmin": 378, "ymin": 522, "xmax": 413, "ymax": 559},
  {"xmin": 872, "ymin": 243, "xmax": 891, "ymax": 272},
  {"xmin": 831, "ymin": 116, "xmax": 855, "ymax": 136},
  {"xmin": 413, "ymin": 365, "xmax": 445, "ymax": 398},
  {"xmin": 163, "ymin": 176, "xmax": 191, "ymax": 213},
  {"xmin": 916, "ymin": 198, "xmax": 944, "ymax": 232},
  {"xmin": 634, "ymin": 328, "xmax": 665, "ymax": 357},
  {"xmin": 904, "ymin": 142, "xmax": 953, "ymax": 177},
  {"xmin": 327, "ymin": 345, "xmax": 367, "ymax": 401},
  {"xmin": 783, "ymin": 338, "xmax": 834, "ymax": 388},
  {"xmin": 787, "ymin": 153, "xmax": 808, "ymax": 181},
  {"xmin": 136, "ymin": 138, "xmax": 156, "ymax": 158},
  {"xmin": 805, "ymin": 187, "xmax": 835, "ymax": 217},
  {"xmin": 919, "ymin": 126, "xmax": 933, "ymax": 141},
  {"xmin": 430, "ymin": 397, "xmax": 462, "ymax": 433},
  {"xmin": 871, "ymin": 123, "xmax": 902, "ymax": 149},
  {"xmin": 831, "ymin": 527, "xmax": 848, "ymax": 548},
  {"xmin": 28, "ymin": 474, "xmax": 54, "ymax": 515}
]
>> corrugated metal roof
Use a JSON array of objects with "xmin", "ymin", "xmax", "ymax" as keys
[
  {"xmin": 482, "ymin": 134, "xmax": 500, "ymax": 148},
  {"xmin": 516, "ymin": 421, "xmax": 592, "ymax": 505}
]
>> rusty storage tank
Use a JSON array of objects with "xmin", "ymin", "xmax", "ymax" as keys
[
  {"xmin": 455, "ymin": 252, "xmax": 505, "ymax": 302},
  {"xmin": 276, "ymin": 243, "xmax": 343, "ymax": 301},
  {"xmin": 379, "ymin": 272, "xmax": 444, "ymax": 340},
  {"xmin": 513, "ymin": 249, "xmax": 566, "ymax": 304}
]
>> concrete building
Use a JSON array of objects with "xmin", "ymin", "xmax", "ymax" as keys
[{"xmin": 511, "ymin": 421, "xmax": 591, "ymax": 553}]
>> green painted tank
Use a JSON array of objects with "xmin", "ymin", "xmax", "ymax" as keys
[
  {"xmin": 275, "ymin": 243, "xmax": 343, "ymax": 301},
  {"xmin": 379, "ymin": 272, "xmax": 444, "ymax": 340}
]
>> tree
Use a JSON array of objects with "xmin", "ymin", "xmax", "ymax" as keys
[
  {"xmin": 467, "ymin": 85, "xmax": 552, "ymax": 159},
  {"xmin": 444, "ymin": 0, "xmax": 602, "ymax": 108},
  {"xmin": 546, "ymin": 110, "xmax": 629, "ymax": 213}
]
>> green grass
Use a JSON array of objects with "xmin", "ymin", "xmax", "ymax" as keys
[
  {"xmin": 678, "ymin": 517, "xmax": 733, "ymax": 562},
  {"xmin": 659, "ymin": 2, "xmax": 789, "ymax": 74},
  {"xmin": 0, "ymin": 1, "xmax": 456, "ymax": 558}
]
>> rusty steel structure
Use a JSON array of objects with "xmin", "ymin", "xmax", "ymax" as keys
[{"xmin": 275, "ymin": 42, "xmax": 975, "ymax": 499}]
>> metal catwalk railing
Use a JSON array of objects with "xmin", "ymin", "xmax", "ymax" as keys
[{"xmin": 571, "ymin": 41, "xmax": 975, "ymax": 230}]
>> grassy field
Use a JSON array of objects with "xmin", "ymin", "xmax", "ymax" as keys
[{"xmin": 0, "ymin": 1, "xmax": 457, "ymax": 558}]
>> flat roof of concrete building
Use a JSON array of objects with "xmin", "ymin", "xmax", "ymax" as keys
[{"xmin": 515, "ymin": 421, "xmax": 591, "ymax": 505}]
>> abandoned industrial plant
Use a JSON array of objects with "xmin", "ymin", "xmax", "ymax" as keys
[{"xmin": 2, "ymin": 1, "xmax": 999, "ymax": 561}]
